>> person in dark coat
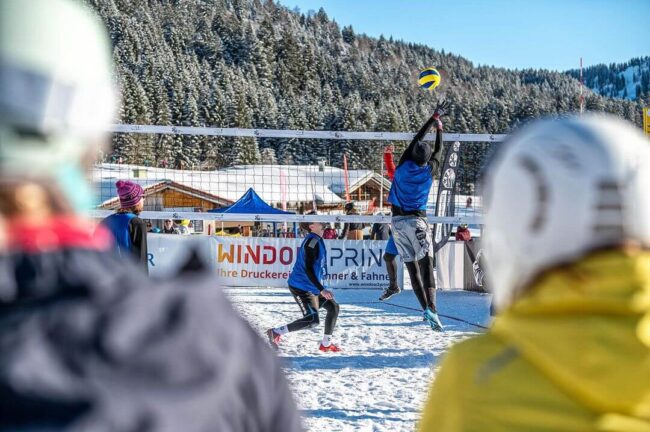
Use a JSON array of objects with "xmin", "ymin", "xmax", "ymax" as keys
[{"xmin": 0, "ymin": 1, "xmax": 303, "ymax": 431}]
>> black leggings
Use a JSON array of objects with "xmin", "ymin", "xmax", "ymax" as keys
[
  {"xmin": 287, "ymin": 286, "xmax": 340, "ymax": 335},
  {"xmin": 383, "ymin": 252, "xmax": 399, "ymax": 289},
  {"xmin": 405, "ymin": 255, "xmax": 437, "ymax": 312}
]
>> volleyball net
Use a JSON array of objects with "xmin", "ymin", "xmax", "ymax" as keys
[{"xmin": 91, "ymin": 125, "xmax": 504, "ymax": 236}]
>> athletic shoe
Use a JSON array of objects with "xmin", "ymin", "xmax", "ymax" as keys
[
  {"xmin": 378, "ymin": 285, "xmax": 401, "ymax": 301},
  {"xmin": 319, "ymin": 343, "xmax": 342, "ymax": 353},
  {"xmin": 266, "ymin": 328, "xmax": 281, "ymax": 349},
  {"xmin": 423, "ymin": 308, "xmax": 444, "ymax": 332}
]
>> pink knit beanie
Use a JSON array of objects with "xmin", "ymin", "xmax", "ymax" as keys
[{"xmin": 116, "ymin": 180, "xmax": 144, "ymax": 209}]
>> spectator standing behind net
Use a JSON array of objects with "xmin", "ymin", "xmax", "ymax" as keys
[
  {"xmin": 370, "ymin": 214, "xmax": 391, "ymax": 241},
  {"xmin": 339, "ymin": 201, "xmax": 364, "ymax": 240},
  {"xmin": 100, "ymin": 180, "xmax": 149, "ymax": 274},
  {"xmin": 176, "ymin": 219, "xmax": 192, "ymax": 235},
  {"xmin": 0, "ymin": 1, "xmax": 303, "ymax": 431},
  {"xmin": 419, "ymin": 115, "xmax": 650, "ymax": 431},
  {"xmin": 454, "ymin": 224, "xmax": 471, "ymax": 241},
  {"xmin": 163, "ymin": 218, "xmax": 179, "ymax": 234},
  {"xmin": 322, "ymin": 223, "xmax": 338, "ymax": 239}
]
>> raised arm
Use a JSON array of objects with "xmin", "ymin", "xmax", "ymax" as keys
[
  {"xmin": 397, "ymin": 100, "xmax": 449, "ymax": 167},
  {"xmin": 428, "ymin": 123, "xmax": 444, "ymax": 174}
]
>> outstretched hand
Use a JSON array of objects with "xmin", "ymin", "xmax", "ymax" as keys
[{"xmin": 433, "ymin": 100, "xmax": 449, "ymax": 119}]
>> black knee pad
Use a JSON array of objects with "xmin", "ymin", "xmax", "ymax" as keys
[{"xmin": 306, "ymin": 312, "xmax": 320, "ymax": 327}]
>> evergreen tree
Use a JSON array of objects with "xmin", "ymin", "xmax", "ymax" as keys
[{"xmin": 86, "ymin": 0, "xmax": 643, "ymax": 173}]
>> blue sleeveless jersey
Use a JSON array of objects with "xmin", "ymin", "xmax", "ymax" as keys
[
  {"xmin": 102, "ymin": 213, "xmax": 136, "ymax": 258},
  {"xmin": 288, "ymin": 233, "xmax": 327, "ymax": 295},
  {"xmin": 388, "ymin": 160, "xmax": 433, "ymax": 212}
]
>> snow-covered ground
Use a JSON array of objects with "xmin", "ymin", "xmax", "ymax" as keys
[{"xmin": 226, "ymin": 287, "xmax": 492, "ymax": 432}]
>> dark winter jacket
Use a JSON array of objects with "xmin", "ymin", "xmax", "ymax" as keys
[
  {"xmin": 101, "ymin": 212, "xmax": 149, "ymax": 274},
  {"xmin": 0, "ymin": 216, "xmax": 303, "ymax": 432}
]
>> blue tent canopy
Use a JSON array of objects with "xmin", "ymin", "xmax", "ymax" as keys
[{"xmin": 208, "ymin": 188, "xmax": 294, "ymax": 214}]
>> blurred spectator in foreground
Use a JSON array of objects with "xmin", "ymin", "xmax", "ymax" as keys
[
  {"xmin": 419, "ymin": 115, "xmax": 650, "ymax": 431},
  {"xmin": 454, "ymin": 224, "xmax": 471, "ymax": 241},
  {"xmin": 0, "ymin": 1, "xmax": 303, "ymax": 430},
  {"xmin": 101, "ymin": 180, "xmax": 148, "ymax": 273}
]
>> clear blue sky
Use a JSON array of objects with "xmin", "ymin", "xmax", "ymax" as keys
[{"xmin": 276, "ymin": 0, "xmax": 649, "ymax": 71}]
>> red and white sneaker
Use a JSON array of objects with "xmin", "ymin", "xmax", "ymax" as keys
[
  {"xmin": 318, "ymin": 343, "xmax": 342, "ymax": 353},
  {"xmin": 266, "ymin": 328, "xmax": 281, "ymax": 350}
]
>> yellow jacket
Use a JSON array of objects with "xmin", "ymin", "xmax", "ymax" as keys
[{"xmin": 419, "ymin": 250, "xmax": 650, "ymax": 432}]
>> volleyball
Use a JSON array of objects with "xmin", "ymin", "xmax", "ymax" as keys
[{"xmin": 418, "ymin": 67, "xmax": 441, "ymax": 91}]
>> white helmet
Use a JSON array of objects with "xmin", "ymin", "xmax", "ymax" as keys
[
  {"xmin": 0, "ymin": 0, "xmax": 116, "ymax": 210},
  {"xmin": 483, "ymin": 114, "xmax": 650, "ymax": 311}
]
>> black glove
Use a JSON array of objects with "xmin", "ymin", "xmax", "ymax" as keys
[{"xmin": 432, "ymin": 100, "xmax": 449, "ymax": 119}]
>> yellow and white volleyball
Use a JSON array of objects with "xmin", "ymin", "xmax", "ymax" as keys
[{"xmin": 418, "ymin": 67, "xmax": 441, "ymax": 91}]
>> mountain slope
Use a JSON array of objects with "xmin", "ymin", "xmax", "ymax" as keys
[{"xmin": 566, "ymin": 57, "xmax": 650, "ymax": 101}]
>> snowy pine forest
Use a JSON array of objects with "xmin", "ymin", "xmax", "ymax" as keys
[{"xmin": 87, "ymin": 0, "xmax": 649, "ymax": 173}]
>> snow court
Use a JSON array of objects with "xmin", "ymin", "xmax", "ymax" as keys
[{"xmin": 226, "ymin": 287, "xmax": 492, "ymax": 432}]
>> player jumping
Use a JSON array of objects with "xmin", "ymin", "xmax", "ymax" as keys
[{"xmin": 386, "ymin": 101, "xmax": 448, "ymax": 331}]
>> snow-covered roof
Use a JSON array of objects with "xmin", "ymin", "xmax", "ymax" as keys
[
  {"xmin": 96, "ymin": 179, "xmax": 234, "ymax": 209},
  {"xmin": 93, "ymin": 163, "xmax": 390, "ymax": 207}
]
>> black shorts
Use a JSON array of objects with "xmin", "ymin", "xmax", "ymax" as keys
[{"xmin": 289, "ymin": 286, "xmax": 321, "ymax": 317}]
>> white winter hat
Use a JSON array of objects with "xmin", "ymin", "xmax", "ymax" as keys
[{"xmin": 482, "ymin": 114, "xmax": 650, "ymax": 311}]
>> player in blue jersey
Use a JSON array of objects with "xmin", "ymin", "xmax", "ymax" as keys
[
  {"xmin": 387, "ymin": 101, "xmax": 448, "ymax": 331},
  {"xmin": 267, "ymin": 213, "xmax": 341, "ymax": 352}
]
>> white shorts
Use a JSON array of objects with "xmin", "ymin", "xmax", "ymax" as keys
[{"xmin": 391, "ymin": 216, "xmax": 432, "ymax": 262}]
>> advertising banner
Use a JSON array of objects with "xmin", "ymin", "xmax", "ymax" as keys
[
  {"xmin": 433, "ymin": 141, "xmax": 463, "ymax": 253},
  {"xmin": 148, "ymin": 235, "xmax": 402, "ymax": 289}
]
